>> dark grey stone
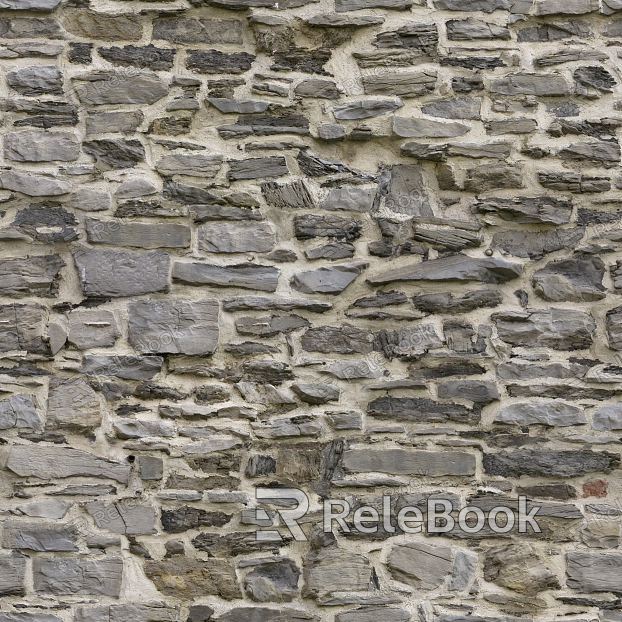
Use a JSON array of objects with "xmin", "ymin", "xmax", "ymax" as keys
[
  {"xmin": 0, "ymin": 394, "xmax": 40, "ymax": 430},
  {"xmin": 0, "ymin": 554, "xmax": 26, "ymax": 596},
  {"xmin": 186, "ymin": 49, "xmax": 255, "ymax": 74},
  {"xmin": 7, "ymin": 65, "xmax": 62, "ymax": 95},
  {"xmin": 446, "ymin": 17, "xmax": 509, "ymax": 39},
  {"xmin": 33, "ymin": 557, "xmax": 123, "ymax": 596},
  {"xmin": 368, "ymin": 254, "xmax": 522, "ymax": 285},
  {"xmin": 367, "ymin": 396, "xmax": 478, "ymax": 424},
  {"xmin": 82, "ymin": 139, "xmax": 145, "ymax": 169},
  {"xmin": 291, "ymin": 262, "xmax": 367, "ymax": 294},
  {"xmin": 333, "ymin": 99, "xmax": 403, "ymax": 119},
  {"xmin": 243, "ymin": 559, "xmax": 300, "ymax": 602},
  {"xmin": 412, "ymin": 290, "xmax": 501, "ymax": 314},
  {"xmin": 82, "ymin": 355, "xmax": 163, "ymax": 381},
  {"xmin": 228, "ymin": 157, "xmax": 288, "ymax": 180},
  {"xmin": 532, "ymin": 256, "xmax": 606, "ymax": 302},
  {"xmin": 494, "ymin": 402, "xmax": 587, "ymax": 426},
  {"xmin": 301, "ymin": 325, "xmax": 373, "ymax": 354},
  {"xmin": 421, "ymin": 97, "xmax": 481, "ymax": 119},
  {"xmin": 490, "ymin": 72, "xmax": 571, "ymax": 95},
  {"xmin": 73, "ymin": 248, "xmax": 170, "ymax": 297},
  {"xmin": 493, "ymin": 308, "xmax": 595, "ymax": 350},
  {"xmin": 153, "ymin": 18, "xmax": 243, "ymax": 44},
  {"xmin": 343, "ymin": 448, "xmax": 476, "ymax": 476},
  {"xmin": 86, "ymin": 219, "xmax": 190, "ymax": 249},
  {"xmin": 173, "ymin": 261, "xmax": 279, "ymax": 292},
  {"xmin": 2, "ymin": 521, "xmax": 77, "ymax": 551},
  {"xmin": 483, "ymin": 450, "xmax": 620, "ymax": 477},
  {"xmin": 6, "ymin": 445, "xmax": 130, "ymax": 482},
  {"xmin": 473, "ymin": 196, "xmax": 572, "ymax": 224},
  {"xmin": 128, "ymin": 299, "xmax": 218, "ymax": 356},
  {"xmin": 361, "ymin": 72, "xmax": 436, "ymax": 97},
  {"xmin": 46, "ymin": 377, "xmax": 101, "ymax": 431},
  {"xmin": 0, "ymin": 304, "xmax": 50, "ymax": 354},
  {"xmin": 491, "ymin": 228, "xmax": 585, "ymax": 259}
]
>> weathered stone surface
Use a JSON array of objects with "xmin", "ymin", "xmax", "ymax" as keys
[
  {"xmin": 606, "ymin": 306, "xmax": 622, "ymax": 350},
  {"xmin": 387, "ymin": 542, "xmax": 454, "ymax": 589},
  {"xmin": 7, "ymin": 65, "xmax": 62, "ymax": 95},
  {"xmin": 333, "ymin": 100, "xmax": 403, "ymax": 119},
  {"xmin": 532, "ymin": 256, "xmax": 606, "ymax": 302},
  {"xmin": 0, "ymin": 171, "xmax": 70, "ymax": 196},
  {"xmin": 186, "ymin": 49, "xmax": 255, "ymax": 74},
  {"xmin": 566, "ymin": 552, "xmax": 622, "ymax": 592},
  {"xmin": 228, "ymin": 157, "xmax": 288, "ymax": 180},
  {"xmin": 67, "ymin": 309, "xmax": 119, "ymax": 349},
  {"xmin": 173, "ymin": 261, "xmax": 279, "ymax": 292},
  {"xmin": 75, "ymin": 604, "xmax": 178, "ymax": 622},
  {"xmin": 0, "ymin": 394, "xmax": 40, "ymax": 429},
  {"xmin": 0, "ymin": 304, "xmax": 49, "ymax": 353},
  {"xmin": 73, "ymin": 249, "xmax": 170, "ymax": 297},
  {"xmin": 473, "ymin": 196, "xmax": 572, "ymax": 224},
  {"xmin": 156, "ymin": 154, "xmax": 223, "ymax": 177},
  {"xmin": 2, "ymin": 521, "xmax": 77, "ymax": 551},
  {"xmin": 422, "ymin": 97, "xmax": 481, "ymax": 119},
  {"xmin": 322, "ymin": 187, "xmax": 376, "ymax": 212},
  {"xmin": 295, "ymin": 79, "xmax": 341, "ymax": 99},
  {"xmin": 393, "ymin": 116, "xmax": 470, "ymax": 138},
  {"xmin": 433, "ymin": 0, "xmax": 510, "ymax": 10},
  {"xmin": 447, "ymin": 17, "xmax": 509, "ymax": 39},
  {"xmin": 82, "ymin": 139, "xmax": 145, "ymax": 169},
  {"xmin": 302, "ymin": 326, "xmax": 373, "ymax": 353},
  {"xmin": 4, "ymin": 131, "xmax": 79, "ymax": 162},
  {"xmin": 558, "ymin": 140, "xmax": 621, "ymax": 165},
  {"xmin": 218, "ymin": 608, "xmax": 315, "ymax": 622},
  {"xmin": 0, "ymin": 555, "xmax": 26, "ymax": 596},
  {"xmin": 63, "ymin": 10, "xmax": 141, "ymax": 41},
  {"xmin": 74, "ymin": 72, "xmax": 168, "ymax": 105},
  {"xmin": 85, "ymin": 501, "xmax": 157, "ymax": 534},
  {"xmin": 483, "ymin": 449, "xmax": 620, "ymax": 477},
  {"xmin": 33, "ymin": 557, "xmax": 123, "ymax": 596},
  {"xmin": 361, "ymin": 72, "xmax": 436, "ymax": 97},
  {"xmin": 128, "ymin": 299, "xmax": 218, "ymax": 356},
  {"xmin": 154, "ymin": 18, "xmax": 242, "ymax": 44},
  {"xmin": 291, "ymin": 262, "xmax": 367, "ymax": 294},
  {"xmin": 412, "ymin": 290, "xmax": 501, "ymax": 314},
  {"xmin": 437, "ymin": 380, "xmax": 499, "ymax": 403},
  {"xmin": 198, "ymin": 222, "xmax": 275, "ymax": 253},
  {"xmin": 82, "ymin": 355, "xmax": 162, "ymax": 380},
  {"xmin": 145, "ymin": 558, "xmax": 240, "ymax": 599},
  {"xmin": 343, "ymin": 448, "xmax": 475, "ymax": 475},
  {"xmin": 491, "ymin": 228, "xmax": 585, "ymax": 259},
  {"xmin": 368, "ymin": 254, "xmax": 522, "ymax": 285},
  {"xmin": 303, "ymin": 547, "xmax": 371, "ymax": 598},
  {"xmin": 223, "ymin": 296, "xmax": 330, "ymax": 313},
  {"xmin": 493, "ymin": 308, "xmax": 595, "ymax": 350},
  {"xmin": 243, "ymin": 559, "xmax": 300, "ymax": 602},
  {"xmin": 484, "ymin": 544, "xmax": 559, "ymax": 593},
  {"xmin": 367, "ymin": 396, "xmax": 477, "ymax": 424},
  {"xmin": 490, "ymin": 73, "xmax": 571, "ymax": 95},
  {"xmin": 86, "ymin": 219, "xmax": 189, "ymax": 249},
  {"xmin": 494, "ymin": 401, "xmax": 586, "ymax": 426},
  {"xmin": 46, "ymin": 377, "xmax": 101, "ymax": 431},
  {"xmin": 463, "ymin": 163, "xmax": 523, "ymax": 192},
  {"xmin": 6, "ymin": 445, "xmax": 130, "ymax": 482}
]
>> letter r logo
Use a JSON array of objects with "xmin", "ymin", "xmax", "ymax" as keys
[{"xmin": 255, "ymin": 488, "xmax": 309, "ymax": 542}]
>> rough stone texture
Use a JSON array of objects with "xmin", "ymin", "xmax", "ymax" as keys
[{"xmin": 0, "ymin": 1, "xmax": 619, "ymax": 620}]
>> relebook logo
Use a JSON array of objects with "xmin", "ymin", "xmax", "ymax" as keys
[{"xmin": 254, "ymin": 488, "xmax": 542, "ymax": 542}]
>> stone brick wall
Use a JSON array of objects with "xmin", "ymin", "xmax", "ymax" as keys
[{"xmin": 2, "ymin": 0, "xmax": 622, "ymax": 620}]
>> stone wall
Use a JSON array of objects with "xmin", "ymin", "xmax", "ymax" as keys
[{"xmin": 2, "ymin": 0, "xmax": 622, "ymax": 620}]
